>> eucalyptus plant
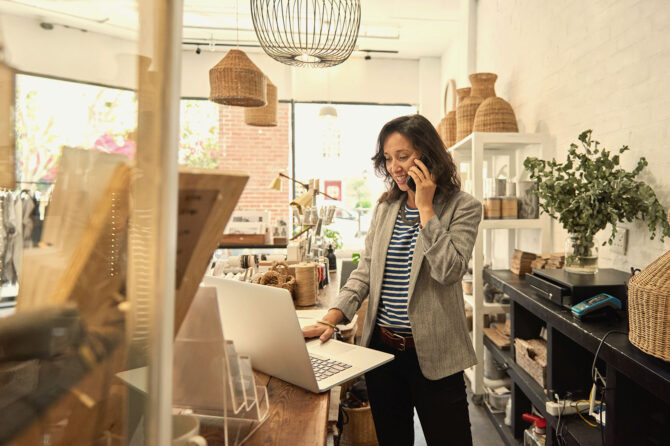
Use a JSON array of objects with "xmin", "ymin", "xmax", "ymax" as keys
[{"xmin": 524, "ymin": 130, "xmax": 670, "ymax": 258}]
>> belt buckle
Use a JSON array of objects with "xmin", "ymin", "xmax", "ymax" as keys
[{"xmin": 390, "ymin": 331, "xmax": 406, "ymax": 352}]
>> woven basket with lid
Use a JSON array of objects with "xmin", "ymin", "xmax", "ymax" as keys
[
  {"xmin": 209, "ymin": 49, "xmax": 267, "ymax": 107},
  {"xmin": 628, "ymin": 249, "xmax": 670, "ymax": 361}
]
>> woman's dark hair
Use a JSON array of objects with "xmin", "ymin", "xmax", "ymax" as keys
[{"xmin": 372, "ymin": 114, "xmax": 461, "ymax": 203}]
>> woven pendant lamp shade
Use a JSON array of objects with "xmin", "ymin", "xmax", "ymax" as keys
[
  {"xmin": 209, "ymin": 49, "xmax": 267, "ymax": 107},
  {"xmin": 245, "ymin": 77, "xmax": 277, "ymax": 127}
]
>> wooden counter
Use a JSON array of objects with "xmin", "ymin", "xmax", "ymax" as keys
[
  {"xmin": 200, "ymin": 371, "xmax": 330, "ymax": 446},
  {"xmin": 202, "ymin": 271, "xmax": 341, "ymax": 446}
]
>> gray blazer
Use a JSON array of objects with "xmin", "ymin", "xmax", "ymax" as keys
[{"xmin": 332, "ymin": 190, "xmax": 482, "ymax": 380}]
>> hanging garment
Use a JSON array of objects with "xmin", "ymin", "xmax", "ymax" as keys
[
  {"xmin": 21, "ymin": 190, "xmax": 38, "ymax": 248},
  {"xmin": 0, "ymin": 193, "xmax": 5, "ymax": 283},
  {"xmin": 2, "ymin": 193, "xmax": 22, "ymax": 284}
]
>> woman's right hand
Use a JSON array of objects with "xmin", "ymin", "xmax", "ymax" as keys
[{"xmin": 301, "ymin": 309, "xmax": 345, "ymax": 342}]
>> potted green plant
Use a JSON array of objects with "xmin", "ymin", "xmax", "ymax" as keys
[{"xmin": 524, "ymin": 130, "xmax": 670, "ymax": 273}]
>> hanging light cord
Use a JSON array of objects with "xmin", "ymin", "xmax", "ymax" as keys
[{"xmin": 236, "ymin": 0, "xmax": 239, "ymax": 49}]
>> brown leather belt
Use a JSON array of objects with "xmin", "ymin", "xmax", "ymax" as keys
[{"xmin": 377, "ymin": 326, "xmax": 415, "ymax": 351}]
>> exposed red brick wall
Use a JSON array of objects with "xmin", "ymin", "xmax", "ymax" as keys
[{"xmin": 217, "ymin": 102, "xmax": 291, "ymax": 227}]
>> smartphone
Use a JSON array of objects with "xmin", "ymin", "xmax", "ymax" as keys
[{"xmin": 406, "ymin": 155, "xmax": 430, "ymax": 192}]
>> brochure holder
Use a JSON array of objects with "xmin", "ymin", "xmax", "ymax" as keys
[{"xmin": 173, "ymin": 286, "xmax": 269, "ymax": 445}]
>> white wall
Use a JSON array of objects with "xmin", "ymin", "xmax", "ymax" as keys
[
  {"xmin": 2, "ymin": 13, "xmax": 439, "ymax": 115},
  {"xmin": 475, "ymin": 0, "xmax": 670, "ymax": 271},
  {"xmin": 182, "ymin": 50, "xmax": 425, "ymax": 108},
  {"xmin": 1, "ymin": 14, "xmax": 138, "ymax": 89}
]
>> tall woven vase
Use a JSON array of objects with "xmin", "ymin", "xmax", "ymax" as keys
[
  {"xmin": 456, "ymin": 73, "xmax": 497, "ymax": 141},
  {"xmin": 436, "ymin": 79, "xmax": 457, "ymax": 148},
  {"xmin": 448, "ymin": 87, "xmax": 471, "ymax": 145},
  {"xmin": 628, "ymin": 249, "xmax": 670, "ymax": 361},
  {"xmin": 474, "ymin": 76, "xmax": 518, "ymax": 132}
]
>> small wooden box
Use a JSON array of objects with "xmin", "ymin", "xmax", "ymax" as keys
[
  {"xmin": 514, "ymin": 337, "xmax": 547, "ymax": 388},
  {"xmin": 273, "ymin": 237, "xmax": 287, "ymax": 245},
  {"xmin": 220, "ymin": 229, "xmax": 271, "ymax": 246}
]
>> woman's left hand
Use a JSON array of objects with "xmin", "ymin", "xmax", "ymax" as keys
[{"xmin": 408, "ymin": 158, "xmax": 437, "ymax": 211}]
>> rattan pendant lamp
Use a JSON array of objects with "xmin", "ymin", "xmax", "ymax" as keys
[
  {"xmin": 250, "ymin": 0, "xmax": 362, "ymax": 68},
  {"xmin": 209, "ymin": 0, "xmax": 267, "ymax": 106},
  {"xmin": 209, "ymin": 49, "xmax": 267, "ymax": 107},
  {"xmin": 244, "ymin": 76, "xmax": 278, "ymax": 126}
]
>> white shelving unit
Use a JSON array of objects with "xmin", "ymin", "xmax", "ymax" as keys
[{"xmin": 448, "ymin": 132, "xmax": 551, "ymax": 401}]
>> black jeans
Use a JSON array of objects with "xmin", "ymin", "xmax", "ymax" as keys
[{"xmin": 365, "ymin": 329, "xmax": 473, "ymax": 446}]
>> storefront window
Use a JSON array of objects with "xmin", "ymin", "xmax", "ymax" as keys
[{"xmin": 294, "ymin": 102, "xmax": 416, "ymax": 248}]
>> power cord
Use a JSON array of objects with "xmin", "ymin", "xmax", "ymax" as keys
[
  {"xmin": 574, "ymin": 399, "xmax": 598, "ymax": 427},
  {"xmin": 555, "ymin": 394, "xmax": 566, "ymax": 446},
  {"xmin": 591, "ymin": 329, "xmax": 627, "ymax": 446}
]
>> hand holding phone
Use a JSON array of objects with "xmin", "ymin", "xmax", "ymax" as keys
[{"xmin": 407, "ymin": 155, "xmax": 430, "ymax": 192}]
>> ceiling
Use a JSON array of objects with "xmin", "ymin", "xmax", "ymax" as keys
[{"xmin": 0, "ymin": 0, "xmax": 461, "ymax": 59}]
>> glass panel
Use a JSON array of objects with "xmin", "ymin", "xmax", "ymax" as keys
[{"xmin": 0, "ymin": 1, "xmax": 179, "ymax": 444}]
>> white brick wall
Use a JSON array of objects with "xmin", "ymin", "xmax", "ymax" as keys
[{"xmin": 472, "ymin": 0, "xmax": 670, "ymax": 271}]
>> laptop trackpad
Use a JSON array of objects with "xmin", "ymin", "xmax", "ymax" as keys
[{"xmin": 307, "ymin": 339, "xmax": 356, "ymax": 357}]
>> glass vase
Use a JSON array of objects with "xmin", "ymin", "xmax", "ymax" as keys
[{"xmin": 565, "ymin": 234, "xmax": 598, "ymax": 274}]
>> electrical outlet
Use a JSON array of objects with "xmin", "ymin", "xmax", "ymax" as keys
[
  {"xmin": 546, "ymin": 400, "xmax": 591, "ymax": 416},
  {"xmin": 610, "ymin": 228, "xmax": 628, "ymax": 255}
]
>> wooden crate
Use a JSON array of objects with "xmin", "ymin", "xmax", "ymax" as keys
[{"xmin": 514, "ymin": 338, "xmax": 547, "ymax": 388}]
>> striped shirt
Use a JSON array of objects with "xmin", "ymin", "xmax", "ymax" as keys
[{"xmin": 376, "ymin": 204, "xmax": 420, "ymax": 335}]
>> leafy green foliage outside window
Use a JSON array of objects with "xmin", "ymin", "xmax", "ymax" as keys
[
  {"xmin": 524, "ymin": 130, "xmax": 670, "ymax": 256},
  {"xmin": 323, "ymin": 228, "xmax": 344, "ymax": 250},
  {"xmin": 179, "ymin": 100, "xmax": 220, "ymax": 168}
]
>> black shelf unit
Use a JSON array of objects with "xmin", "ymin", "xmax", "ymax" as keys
[
  {"xmin": 482, "ymin": 269, "xmax": 670, "ymax": 446},
  {"xmin": 482, "ymin": 400, "xmax": 520, "ymax": 446}
]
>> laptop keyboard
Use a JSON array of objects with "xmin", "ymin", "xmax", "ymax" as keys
[{"xmin": 309, "ymin": 354, "xmax": 353, "ymax": 381}]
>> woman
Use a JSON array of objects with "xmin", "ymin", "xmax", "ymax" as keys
[{"xmin": 303, "ymin": 114, "xmax": 481, "ymax": 445}]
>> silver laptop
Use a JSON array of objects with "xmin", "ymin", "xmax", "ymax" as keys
[{"xmin": 202, "ymin": 276, "xmax": 393, "ymax": 393}]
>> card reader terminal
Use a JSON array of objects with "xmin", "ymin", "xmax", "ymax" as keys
[{"xmin": 571, "ymin": 293, "xmax": 622, "ymax": 320}]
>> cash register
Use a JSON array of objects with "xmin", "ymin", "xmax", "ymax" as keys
[{"xmin": 525, "ymin": 268, "xmax": 630, "ymax": 309}]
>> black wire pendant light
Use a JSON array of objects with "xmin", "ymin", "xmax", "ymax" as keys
[{"xmin": 250, "ymin": 0, "xmax": 362, "ymax": 68}]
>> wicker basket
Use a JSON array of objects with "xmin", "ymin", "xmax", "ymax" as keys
[
  {"xmin": 252, "ymin": 261, "xmax": 296, "ymax": 296},
  {"xmin": 339, "ymin": 406, "xmax": 379, "ymax": 446},
  {"xmin": 245, "ymin": 77, "xmax": 278, "ymax": 126},
  {"xmin": 628, "ymin": 249, "xmax": 670, "ymax": 361},
  {"xmin": 456, "ymin": 73, "xmax": 497, "ymax": 141},
  {"xmin": 448, "ymin": 87, "xmax": 470, "ymax": 145},
  {"xmin": 470, "ymin": 72, "xmax": 497, "ymax": 98},
  {"xmin": 473, "ymin": 97, "xmax": 519, "ymax": 132},
  {"xmin": 456, "ymin": 95, "xmax": 483, "ymax": 141},
  {"xmin": 209, "ymin": 49, "xmax": 267, "ymax": 107},
  {"xmin": 437, "ymin": 79, "xmax": 457, "ymax": 147}
]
